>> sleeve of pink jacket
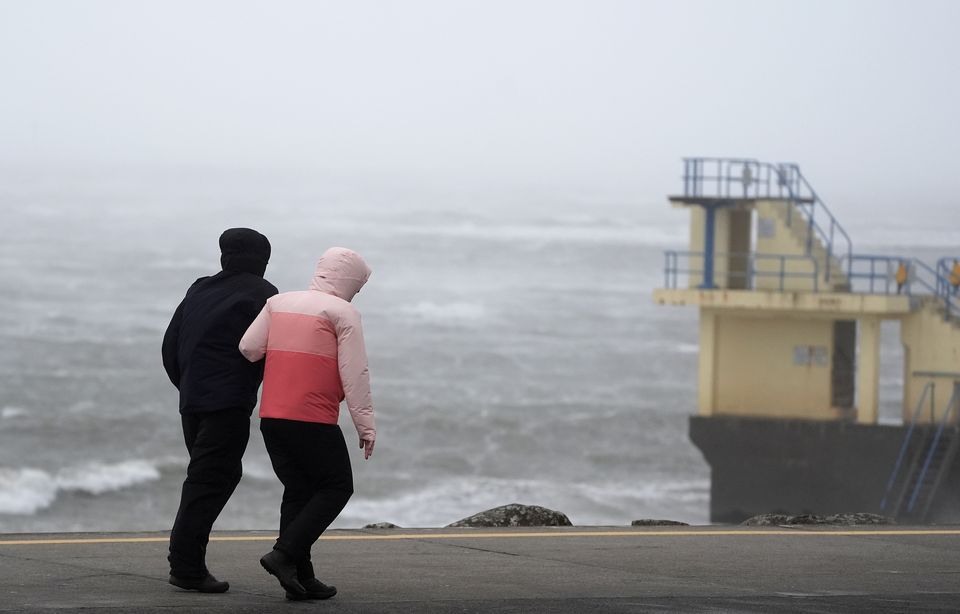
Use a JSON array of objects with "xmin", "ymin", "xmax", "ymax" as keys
[
  {"xmin": 336, "ymin": 306, "xmax": 376, "ymax": 442},
  {"xmin": 239, "ymin": 303, "xmax": 271, "ymax": 362}
]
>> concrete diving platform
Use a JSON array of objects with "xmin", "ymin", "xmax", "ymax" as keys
[{"xmin": 653, "ymin": 288, "xmax": 913, "ymax": 316}]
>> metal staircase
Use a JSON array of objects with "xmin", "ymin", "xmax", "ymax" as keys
[
  {"xmin": 673, "ymin": 158, "xmax": 960, "ymax": 320},
  {"xmin": 881, "ymin": 385, "xmax": 960, "ymax": 522},
  {"xmin": 681, "ymin": 158, "xmax": 853, "ymax": 287},
  {"xmin": 760, "ymin": 200, "xmax": 849, "ymax": 290}
]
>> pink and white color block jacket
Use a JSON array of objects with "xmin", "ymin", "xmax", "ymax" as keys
[{"xmin": 239, "ymin": 248, "xmax": 376, "ymax": 442}]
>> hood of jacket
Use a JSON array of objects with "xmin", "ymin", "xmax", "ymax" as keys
[
  {"xmin": 219, "ymin": 228, "xmax": 271, "ymax": 277},
  {"xmin": 309, "ymin": 247, "xmax": 371, "ymax": 301}
]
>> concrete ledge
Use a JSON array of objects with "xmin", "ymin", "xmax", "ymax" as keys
[{"xmin": 653, "ymin": 288, "xmax": 913, "ymax": 316}]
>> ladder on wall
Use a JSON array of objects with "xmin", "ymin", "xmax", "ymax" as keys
[{"xmin": 881, "ymin": 385, "xmax": 960, "ymax": 523}]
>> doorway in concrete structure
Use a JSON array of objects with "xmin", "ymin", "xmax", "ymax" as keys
[
  {"xmin": 725, "ymin": 208, "xmax": 752, "ymax": 289},
  {"xmin": 832, "ymin": 320, "xmax": 856, "ymax": 411},
  {"xmin": 877, "ymin": 320, "xmax": 905, "ymax": 425}
]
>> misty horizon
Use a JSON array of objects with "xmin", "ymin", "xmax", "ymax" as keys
[{"xmin": 2, "ymin": 0, "xmax": 959, "ymax": 218}]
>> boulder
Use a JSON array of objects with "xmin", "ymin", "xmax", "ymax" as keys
[
  {"xmin": 631, "ymin": 519, "xmax": 689, "ymax": 527},
  {"xmin": 741, "ymin": 513, "xmax": 895, "ymax": 526},
  {"xmin": 822, "ymin": 513, "xmax": 896, "ymax": 526},
  {"xmin": 446, "ymin": 504, "xmax": 572, "ymax": 528},
  {"xmin": 363, "ymin": 522, "xmax": 401, "ymax": 529}
]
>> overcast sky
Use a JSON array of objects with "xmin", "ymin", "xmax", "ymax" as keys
[{"xmin": 2, "ymin": 0, "xmax": 958, "ymax": 211}]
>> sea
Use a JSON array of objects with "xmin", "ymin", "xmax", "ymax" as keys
[{"xmin": 1, "ymin": 169, "xmax": 957, "ymax": 532}]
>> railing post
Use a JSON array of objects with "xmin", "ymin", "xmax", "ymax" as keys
[
  {"xmin": 826, "ymin": 223, "xmax": 835, "ymax": 283},
  {"xmin": 931, "ymin": 382, "xmax": 936, "ymax": 424},
  {"xmin": 700, "ymin": 204, "xmax": 717, "ymax": 289}
]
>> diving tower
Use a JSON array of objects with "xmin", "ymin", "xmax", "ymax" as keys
[{"xmin": 654, "ymin": 157, "xmax": 960, "ymax": 523}]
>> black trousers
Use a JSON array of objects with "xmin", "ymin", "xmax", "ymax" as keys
[
  {"xmin": 260, "ymin": 418, "xmax": 353, "ymax": 576},
  {"xmin": 168, "ymin": 409, "xmax": 250, "ymax": 578}
]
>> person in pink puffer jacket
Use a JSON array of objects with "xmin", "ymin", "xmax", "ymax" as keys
[{"xmin": 239, "ymin": 247, "xmax": 375, "ymax": 601}]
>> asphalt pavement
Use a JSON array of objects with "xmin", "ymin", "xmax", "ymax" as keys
[{"xmin": 2, "ymin": 526, "xmax": 959, "ymax": 613}]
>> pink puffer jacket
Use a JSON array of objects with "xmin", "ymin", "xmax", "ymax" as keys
[{"xmin": 239, "ymin": 247, "xmax": 375, "ymax": 442}]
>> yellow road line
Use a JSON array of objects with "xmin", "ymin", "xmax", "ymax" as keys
[{"xmin": 2, "ymin": 529, "xmax": 960, "ymax": 546}]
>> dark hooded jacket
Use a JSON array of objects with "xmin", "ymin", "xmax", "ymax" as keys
[{"xmin": 162, "ymin": 228, "xmax": 279, "ymax": 415}]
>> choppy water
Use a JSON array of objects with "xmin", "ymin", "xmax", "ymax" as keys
[{"xmin": 0, "ymin": 171, "xmax": 954, "ymax": 531}]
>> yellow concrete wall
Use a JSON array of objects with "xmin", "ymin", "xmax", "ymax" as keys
[
  {"xmin": 857, "ymin": 317, "xmax": 881, "ymax": 425},
  {"xmin": 686, "ymin": 206, "xmax": 748, "ymax": 289},
  {"xmin": 707, "ymin": 312, "xmax": 838, "ymax": 419},
  {"xmin": 687, "ymin": 208, "xmax": 706, "ymax": 288},
  {"xmin": 754, "ymin": 200, "xmax": 823, "ymax": 292},
  {"xmin": 900, "ymin": 302, "xmax": 960, "ymax": 424},
  {"xmin": 756, "ymin": 200, "xmax": 849, "ymax": 292},
  {"xmin": 665, "ymin": 196, "xmax": 960, "ymax": 426},
  {"xmin": 697, "ymin": 310, "xmax": 718, "ymax": 415}
]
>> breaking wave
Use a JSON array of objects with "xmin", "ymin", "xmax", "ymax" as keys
[
  {"xmin": 0, "ymin": 460, "xmax": 165, "ymax": 515},
  {"xmin": 339, "ymin": 476, "xmax": 709, "ymax": 528},
  {"xmin": 1, "ymin": 406, "xmax": 27, "ymax": 419}
]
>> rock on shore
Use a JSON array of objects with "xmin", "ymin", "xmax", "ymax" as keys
[
  {"xmin": 446, "ymin": 504, "xmax": 573, "ymax": 528},
  {"xmin": 741, "ymin": 513, "xmax": 896, "ymax": 526},
  {"xmin": 631, "ymin": 519, "xmax": 689, "ymax": 527}
]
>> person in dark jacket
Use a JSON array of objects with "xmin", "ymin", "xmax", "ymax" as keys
[{"xmin": 162, "ymin": 228, "xmax": 278, "ymax": 593}]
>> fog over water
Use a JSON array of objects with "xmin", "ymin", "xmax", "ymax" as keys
[{"xmin": 1, "ymin": 1, "xmax": 958, "ymax": 530}]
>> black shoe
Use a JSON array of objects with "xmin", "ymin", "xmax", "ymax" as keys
[
  {"xmin": 286, "ymin": 577, "xmax": 337, "ymax": 601},
  {"xmin": 260, "ymin": 549, "xmax": 306, "ymax": 596},
  {"xmin": 168, "ymin": 573, "xmax": 230, "ymax": 593}
]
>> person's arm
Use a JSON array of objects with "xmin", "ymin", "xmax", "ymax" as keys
[
  {"xmin": 239, "ymin": 302, "xmax": 271, "ymax": 362},
  {"xmin": 336, "ymin": 307, "xmax": 376, "ymax": 459},
  {"xmin": 161, "ymin": 301, "xmax": 184, "ymax": 388}
]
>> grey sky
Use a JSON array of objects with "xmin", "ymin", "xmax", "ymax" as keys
[{"xmin": 2, "ymin": 0, "xmax": 958, "ymax": 210}]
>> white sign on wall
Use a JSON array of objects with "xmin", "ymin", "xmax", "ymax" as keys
[
  {"xmin": 758, "ymin": 218, "xmax": 776, "ymax": 239},
  {"xmin": 793, "ymin": 345, "xmax": 829, "ymax": 367}
]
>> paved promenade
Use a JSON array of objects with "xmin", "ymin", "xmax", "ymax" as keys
[{"xmin": 2, "ymin": 526, "xmax": 960, "ymax": 613}]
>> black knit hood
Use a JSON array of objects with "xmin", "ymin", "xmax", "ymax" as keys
[{"xmin": 219, "ymin": 228, "xmax": 271, "ymax": 277}]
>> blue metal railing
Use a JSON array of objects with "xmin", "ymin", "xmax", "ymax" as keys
[
  {"xmin": 879, "ymin": 382, "xmax": 936, "ymax": 512},
  {"xmin": 681, "ymin": 158, "xmax": 853, "ymax": 283},
  {"xmin": 663, "ymin": 250, "xmax": 819, "ymax": 292},
  {"xmin": 671, "ymin": 158, "xmax": 958, "ymax": 321},
  {"xmin": 841, "ymin": 255, "xmax": 960, "ymax": 320},
  {"xmin": 936, "ymin": 258, "xmax": 960, "ymax": 319},
  {"xmin": 842, "ymin": 255, "xmax": 940, "ymax": 296},
  {"xmin": 907, "ymin": 386, "xmax": 960, "ymax": 514}
]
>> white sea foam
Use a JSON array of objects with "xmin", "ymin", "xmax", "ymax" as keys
[
  {"xmin": 241, "ymin": 460, "xmax": 277, "ymax": 482},
  {"xmin": 0, "ymin": 468, "xmax": 58, "ymax": 515},
  {"xmin": 0, "ymin": 460, "xmax": 164, "ymax": 515},
  {"xmin": 640, "ymin": 340, "xmax": 700, "ymax": 355},
  {"xmin": 400, "ymin": 301, "xmax": 487, "ymax": 324},
  {"xmin": 57, "ymin": 460, "xmax": 161, "ymax": 495},
  {"xmin": 339, "ymin": 476, "xmax": 709, "ymax": 528},
  {"xmin": 1, "ymin": 407, "xmax": 27, "ymax": 419}
]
